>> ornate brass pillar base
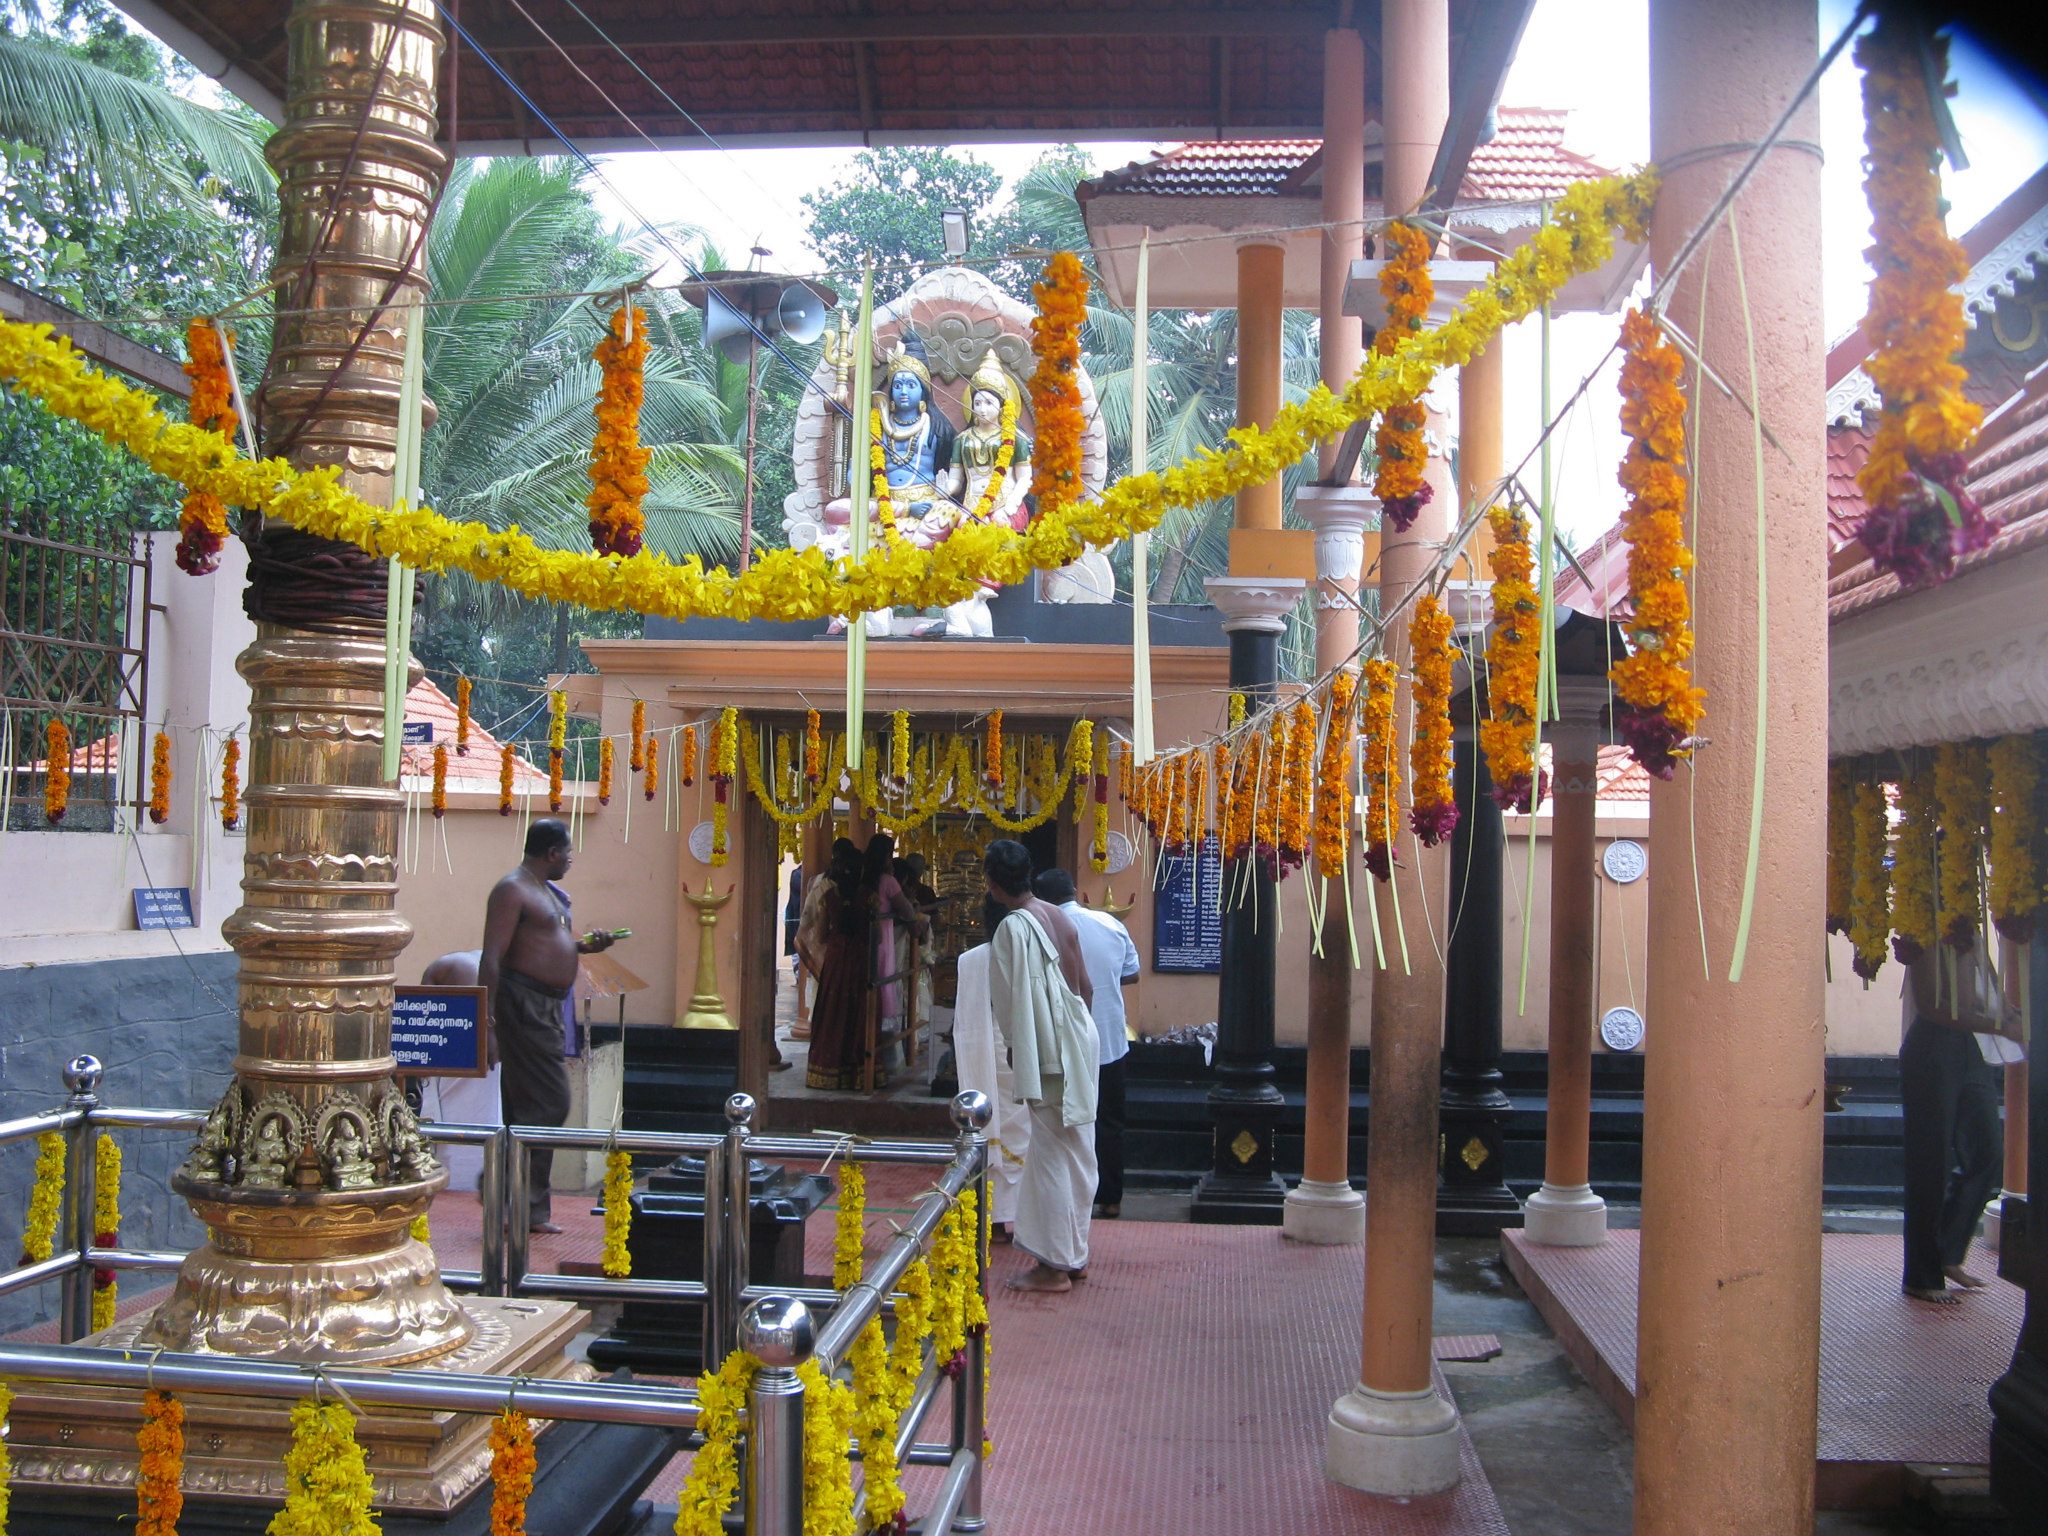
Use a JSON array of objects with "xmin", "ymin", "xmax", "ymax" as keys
[{"xmin": 9, "ymin": 1298, "xmax": 589, "ymax": 1515}]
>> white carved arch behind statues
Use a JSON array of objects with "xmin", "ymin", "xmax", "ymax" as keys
[{"xmin": 782, "ymin": 265, "xmax": 1109, "ymax": 556}]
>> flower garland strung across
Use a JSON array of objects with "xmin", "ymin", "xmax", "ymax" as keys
[
  {"xmin": 272, "ymin": 1398, "xmax": 377, "ymax": 1536},
  {"xmin": 711, "ymin": 708, "xmax": 738, "ymax": 867},
  {"xmin": 1988, "ymin": 734, "xmax": 2040, "ymax": 941},
  {"xmin": 92, "ymin": 1130, "xmax": 120, "ymax": 1333},
  {"xmin": 489, "ymin": 1406, "xmax": 537, "ymax": 1536},
  {"xmin": 601, "ymin": 1147, "xmax": 633, "ymax": 1277},
  {"xmin": 150, "ymin": 729, "xmax": 173, "ymax": 824},
  {"xmin": 1372, "ymin": 222, "xmax": 1436, "ymax": 533},
  {"xmin": 741, "ymin": 723, "xmax": 845, "ymax": 833},
  {"xmin": 1314, "ymin": 671, "xmax": 1357, "ymax": 879},
  {"xmin": 548, "ymin": 689, "xmax": 568, "ymax": 813},
  {"xmin": 21, "ymin": 1130, "xmax": 63, "ymax": 1264},
  {"xmin": 1935, "ymin": 741, "xmax": 1987, "ymax": 948},
  {"xmin": 177, "ymin": 316, "xmax": 235, "ymax": 575},
  {"xmin": 1852, "ymin": 16, "xmax": 1991, "ymax": 591},
  {"xmin": 598, "ymin": 738, "xmax": 614, "ymax": 806},
  {"xmin": 1610, "ymin": 309, "xmax": 1705, "ymax": 776},
  {"xmin": 221, "ymin": 733, "xmax": 242, "ymax": 831},
  {"xmin": 1028, "ymin": 252, "xmax": 1089, "ymax": 521},
  {"xmin": 1826, "ymin": 760, "xmax": 1854, "ymax": 935},
  {"xmin": 456, "ymin": 675, "xmax": 473, "ymax": 755},
  {"xmin": 1891, "ymin": 762, "xmax": 1938, "ymax": 965},
  {"xmin": 1360, "ymin": 660, "xmax": 1401, "ymax": 881},
  {"xmin": 1408, "ymin": 595, "xmax": 1458, "ymax": 846},
  {"xmin": 135, "ymin": 1388, "xmax": 184, "ymax": 1536},
  {"xmin": 589, "ymin": 304, "xmax": 651, "ymax": 558},
  {"xmin": 0, "ymin": 173, "xmax": 1654, "ymax": 632},
  {"xmin": 643, "ymin": 735, "xmax": 660, "ymax": 803},
  {"xmin": 1479, "ymin": 504, "xmax": 1545, "ymax": 813},
  {"xmin": 499, "ymin": 743, "xmax": 515, "ymax": 815},
  {"xmin": 1849, "ymin": 777, "xmax": 1891, "ymax": 981},
  {"xmin": 44, "ymin": 718, "xmax": 70, "ymax": 823}
]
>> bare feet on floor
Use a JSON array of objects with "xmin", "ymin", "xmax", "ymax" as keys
[
  {"xmin": 991, "ymin": 1223, "xmax": 1014, "ymax": 1245},
  {"xmin": 1005, "ymin": 1262, "xmax": 1073, "ymax": 1294},
  {"xmin": 1944, "ymin": 1264, "xmax": 1990, "ymax": 1290},
  {"xmin": 1904, "ymin": 1283, "xmax": 1960, "ymax": 1305}
]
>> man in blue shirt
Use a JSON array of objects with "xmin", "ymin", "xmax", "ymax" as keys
[{"xmin": 1033, "ymin": 868, "xmax": 1141, "ymax": 1218}]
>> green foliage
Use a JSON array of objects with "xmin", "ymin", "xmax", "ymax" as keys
[
  {"xmin": 800, "ymin": 147, "xmax": 1003, "ymax": 282},
  {"xmin": 0, "ymin": 389, "xmax": 176, "ymax": 527}
]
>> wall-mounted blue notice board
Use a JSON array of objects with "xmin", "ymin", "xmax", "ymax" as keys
[
  {"xmin": 1151, "ymin": 833, "xmax": 1223, "ymax": 974},
  {"xmin": 391, "ymin": 986, "xmax": 489, "ymax": 1077}
]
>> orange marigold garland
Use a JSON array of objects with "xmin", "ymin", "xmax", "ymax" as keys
[
  {"xmin": 1278, "ymin": 697, "xmax": 1316, "ymax": 874},
  {"xmin": 643, "ymin": 734, "xmax": 660, "ymax": 802},
  {"xmin": 1610, "ymin": 308, "xmax": 1705, "ymax": 776},
  {"xmin": 1253, "ymin": 711, "xmax": 1285, "ymax": 868},
  {"xmin": 176, "ymin": 317, "xmax": 235, "ymax": 575},
  {"xmin": 1314, "ymin": 671, "xmax": 1357, "ymax": 879},
  {"xmin": 1891, "ymin": 762, "xmax": 1938, "ymax": 965},
  {"xmin": 804, "ymin": 708, "xmax": 823, "ymax": 782},
  {"xmin": 1028, "ymin": 252, "xmax": 1089, "ymax": 521},
  {"xmin": 455, "ymin": 674, "xmax": 473, "ymax": 755},
  {"xmin": 1360, "ymin": 659, "xmax": 1400, "ymax": 880},
  {"xmin": 588, "ymin": 305, "xmax": 651, "ymax": 558},
  {"xmin": 487, "ymin": 1406, "xmax": 537, "ymax": 1536},
  {"xmin": 220, "ymin": 733, "xmax": 241, "ymax": 831},
  {"xmin": 149, "ymin": 729, "xmax": 172, "ymax": 824},
  {"xmin": 498, "ymin": 743, "xmax": 515, "ymax": 815},
  {"xmin": 1935, "ymin": 740, "xmax": 1987, "ymax": 949},
  {"xmin": 44, "ymin": 718, "xmax": 70, "ymax": 823},
  {"xmin": 1408, "ymin": 595, "xmax": 1458, "ymax": 846},
  {"xmin": 1849, "ymin": 778, "xmax": 1891, "ymax": 981},
  {"xmin": 134, "ymin": 1388, "xmax": 184, "ymax": 1536},
  {"xmin": 1479, "ymin": 504, "xmax": 1545, "ymax": 813},
  {"xmin": 597, "ymin": 737, "xmax": 614, "ymax": 806},
  {"xmin": 1164, "ymin": 753, "xmax": 1189, "ymax": 853},
  {"xmin": 629, "ymin": 699, "xmax": 645, "ymax": 772},
  {"xmin": 1852, "ymin": 16, "xmax": 1991, "ymax": 591},
  {"xmin": 680, "ymin": 722, "xmax": 698, "ymax": 786},
  {"xmin": 1988, "ymin": 733, "xmax": 2040, "ymax": 941},
  {"xmin": 985, "ymin": 710, "xmax": 1004, "ymax": 788},
  {"xmin": 432, "ymin": 742, "xmax": 449, "ymax": 818},
  {"xmin": 1372, "ymin": 222, "xmax": 1436, "ymax": 533},
  {"xmin": 1226, "ymin": 735, "xmax": 1259, "ymax": 862}
]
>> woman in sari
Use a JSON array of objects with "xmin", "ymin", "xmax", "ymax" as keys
[{"xmin": 802, "ymin": 841, "xmax": 871, "ymax": 1090}]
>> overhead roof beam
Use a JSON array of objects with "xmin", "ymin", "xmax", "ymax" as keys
[
  {"xmin": 1417, "ymin": 0, "xmax": 1535, "ymax": 218},
  {"xmin": 0, "ymin": 279, "xmax": 191, "ymax": 399}
]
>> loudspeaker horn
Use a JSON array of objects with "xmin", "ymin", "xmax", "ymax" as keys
[
  {"xmin": 775, "ymin": 283, "xmax": 829, "ymax": 346},
  {"xmin": 703, "ymin": 292, "xmax": 756, "ymax": 366}
]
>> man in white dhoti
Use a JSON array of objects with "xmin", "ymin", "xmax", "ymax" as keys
[
  {"xmin": 949, "ymin": 899, "xmax": 1031, "ymax": 1238},
  {"xmin": 983, "ymin": 840, "xmax": 1099, "ymax": 1294}
]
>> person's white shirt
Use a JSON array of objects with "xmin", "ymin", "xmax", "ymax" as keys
[{"xmin": 1060, "ymin": 901, "xmax": 1141, "ymax": 1066}]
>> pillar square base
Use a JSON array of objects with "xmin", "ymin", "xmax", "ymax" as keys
[
  {"xmin": 1326, "ymin": 1380, "xmax": 1462, "ymax": 1496},
  {"xmin": 1522, "ymin": 1182, "xmax": 1608, "ymax": 1247},
  {"xmin": 1283, "ymin": 1178, "xmax": 1366, "ymax": 1244}
]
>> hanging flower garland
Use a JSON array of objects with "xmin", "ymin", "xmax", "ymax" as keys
[
  {"xmin": 673, "ymin": 1349, "xmax": 758, "ymax": 1536},
  {"xmin": 488, "ymin": 1406, "xmax": 537, "ymax": 1536},
  {"xmin": 177, "ymin": 316, "xmax": 235, "ymax": 575},
  {"xmin": 711, "ymin": 708, "xmax": 738, "ymax": 867},
  {"xmin": 798, "ymin": 1360, "xmax": 859, "ymax": 1536},
  {"xmin": 548, "ymin": 690, "xmax": 568, "ymax": 813},
  {"xmin": 1188, "ymin": 750, "xmax": 1209, "ymax": 844},
  {"xmin": 597, "ymin": 738, "xmax": 614, "ymax": 806},
  {"xmin": 498, "ymin": 743, "xmax": 515, "ymax": 816},
  {"xmin": 1408, "ymin": 595, "xmax": 1458, "ymax": 846},
  {"xmin": 1360, "ymin": 659, "xmax": 1400, "ymax": 881},
  {"xmin": 135, "ymin": 1388, "xmax": 184, "ymax": 1536},
  {"xmin": 1479, "ymin": 504, "xmax": 1545, "ymax": 813},
  {"xmin": 890, "ymin": 710, "xmax": 912, "ymax": 789},
  {"xmin": 1989, "ymin": 734, "xmax": 2040, "ymax": 941},
  {"xmin": 681, "ymin": 723, "xmax": 698, "ymax": 787},
  {"xmin": 456, "ymin": 675, "xmax": 473, "ymax": 756},
  {"xmin": 1090, "ymin": 732, "xmax": 1110, "ymax": 873},
  {"xmin": 834, "ymin": 1162, "xmax": 866, "ymax": 1287},
  {"xmin": 601, "ymin": 1147, "xmax": 633, "ymax": 1277},
  {"xmin": 1164, "ymin": 753, "xmax": 1189, "ymax": 854},
  {"xmin": 21, "ymin": 1129, "xmax": 63, "ymax": 1264},
  {"xmin": 850, "ymin": 1311, "xmax": 902, "ymax": 1531},
  {"xmin": 221, "ymin": 733, "xmax": 242, "ymax": 831},
  {"xmin": 1314, "ymin": 671, "xmax": 1357, "ymax": 879},
  {"xmin": 1826, "ymin": 760, "xmax": 1854, "ymax": 935},
  {"xmin": 1254, "ymin": 714, "xmax": 1285, "ymax": 866},
  {"xmin": 644, "ymin": 735, "xmax": 661, "ymax": 803},
  {"xmin": 91, "ymin": 1130, "xmax": 120, "ymax": 1332},
  {"xmin": 1028, "ymin": 252, "xmax": 1089, "ymax": 521},
  {"xmin": 741, "ymin": 724, "xmax": 844, "ymax": 831},
  {"xmin": 44, "ymin": 718, "xmax": 70, "ymax": 823},
  {"xmin": 1278, "ymin": 698, "xmax": 1316, "ymax": 874},
  {"xmin": 984, "ymin": 711, "xmax": 1004, "ymax": 789},
  {"xmin": 1935, "ymin": 741, "xmax": 1988, "ymax": 949},
  {"xmin": 629, "ymin": 700, "xmax": 645, "ymax": 773},
  {"xmin": 1225, "ymin": 734, "xmax": 1259, "ymax": 862},
  {"xmin": 804, "ymin": 709, "xmax": 823, "ymax": 782},
  {"xmin": 1611, "ymin": 308, "xmax": 1705, "ymax": 775},
  {"xmin": 589, "ymin": 304, "xmax": 651, "ymax": 559},
  {"xmin": 1891, "ymin": 762, "xmax": 1938, "ymax": 965},
  {"xmin": 149, "ymin": 729, "xmax": 173, "ymax": 825},
  {"xmin": 1372, "ymin": 222, "xmax": 1435, "ymax": 533},
  {"xmin": 273, "ymin": 1398, "xmax": 377, "ymax": 1536},
  {"xmin": 867, "ymin": 409, "xmax": 902, "ymax": 544},
  {"xmin": 1852, "ymin": 17, "xmax": 1991, "ymax": 591},
  {"xmin": 1849, "ymin": 778, "xmax": 1891, "ymax": 981}
]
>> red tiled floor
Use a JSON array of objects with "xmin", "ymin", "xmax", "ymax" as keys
[{"xmin": 1501, "ymin": 1228, "xmax": 2023, "ymax": 1508}]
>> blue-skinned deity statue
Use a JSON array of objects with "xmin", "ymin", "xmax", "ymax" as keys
[{"xmin": 875, "ymin": 339, "xmax": 958, "ymax": 520}]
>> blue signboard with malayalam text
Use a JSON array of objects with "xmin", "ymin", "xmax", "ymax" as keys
[
  {"xmin": 391, "ymin": 986, "xmax": 489, "ymax": 1077},
  {"xmin": 1151, "ymin": 833, "xmax": 1223, "ymax": 974},
  {"xmin": 402, "ymin": 721, "xmax": 434, "ymax": 745},
  {"xmin": 132, "ymin": 886, "xmax": 194, "ymax": 930}
]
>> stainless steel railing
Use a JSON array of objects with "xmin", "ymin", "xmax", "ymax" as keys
[{"xmin": 0, "ymin": 1053, "xmax": 994, "ymax": 1536}]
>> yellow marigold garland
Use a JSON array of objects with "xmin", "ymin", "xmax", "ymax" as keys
[
  {"xmin": 1360, "ymin": 659, "xmax": 1400, "ymax": 881},
  {"xmin": 1989, "ymin": 734, "xmax": 2040, "ymax": 941},
  {"xmin": 834, "ymin": 1162, "xmax": 866, "ymax": 1288},
  {"xmin": 867, "ymin": 408, "xmax": 902, "ymax": 544},
  {"xmin": 711, "ymin": 707, "xmax": 738, "ymax": 867},
  {"xmin": 798, "ymin": 1359, "xmax": 858, "ymax": 1536},
  {"xmin": 672, "ymin": 1349, "xmax": 757, "ymax": 1536},
  {"xmin": 589, "ymin": 305, "xmax": 651, "ymax": 558},
  {"xmin": 0, "ymin": 1382, "xmax": 11, "ymax": 1532},
  {"xmin": 1611, "ymin": 308, "xmax": 1705, "ymax": 775},
  {"xmin": 1849, "ymin": 778, "xmax": 1891, "ymax": 981},
  {"xmin": 1935, "ymin": 741, "xmax": 1987, "ymax": 949},
  {"xmin": 220, "ymin": 733, "xmax": 242, "ymax": 831},
  {"xmin": 499, "ymin": 743, "xmax": 515, "ymax": 816},
  {"xmin": 1892, "ymin": 762, "xmax": 1938, "ymax": 965},
  {"xmin": 91, "ymin": 1130, "xmax": 120, "ymax": 1332},
  {"xmin": 597, "ymin": 737, "xmax": 614, "ymax": 806},
  {"xmin": 643, "ymin": 735, "xmax": 660, "ymax": 802},
  {"xmin": 0, "ymin": 173, "xmax": 1653, "ymax": 630},
  {"xmin": 629, "ymin": 699, "xmax": 645, "ymax": 772},
  {"xmin": 1826, "ymin": 759, "xmax": 1854, "ymax": 935},
  {"xmin": 601, "ymin": 1147, "xmax": 633, "ymax": 1277},
  {"xmin": 890, "ymin": 709, "xmax": 911, "ymax": 787},
  {"xmin": 741, "ymin": 724, "xmax": 844, "ymax": 830},
  {"xmin": 149, "ymin": 728, "xmax": 173, "ymax": 824},
  {"xmin": 488, "ymin": 1407, "xmax": 537, "ymax": 1536},
  {"xmin": 44, "ymin": 717, "xmax": 70, "ymax": 823},
  {"xmin": 1408, "ymin": 595, "xmax": 1458, "ymax": 846},
  {"xmin": 850, "ymin": 1314, "xmax": 902, "ymax": 1531},
  {"xmin": 21, "ymin": 1129, "xmax": 63, "ymax": 1264},
  {"xmin": 1372, "ymin": 221, "xmax": 1436, "ymax": 532},
  {"xmin": 177, "ymin": 316, "xmax": 234, "ymax": 575},
  {"xmin": 135, "ymin": 1388, "xmax": 184, "ymax": 1536},
  {"xmin": 1314, "ymin": 671, "xmax": 1357, "ymax": 879},
  {"xmin": 1028, "ymin": 252, "xmax": 1089, "ymax": 520},
  {"xmin": 269, "ymin": 1398, "xmax": 376, "ymax": 1536},
  {"xmin": 456, "ymin": 675, "xmax": 473, "ymax": 756},
  {"xmin": 1852, "ymin": 16, "xmax": 1991, "ymax": 590},
  {"xmin": 1480, "ymin": 504, "xmax": 1545, "ymax": 813}
]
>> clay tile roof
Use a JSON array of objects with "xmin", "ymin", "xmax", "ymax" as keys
[
  {"xmin": 1826, "ymin": 426, "xmax": 1871, "ymax": 549},
  {"xmin": 399, "ymin": 677, "xmax": 548, "ymax": 788},
  {"xmin": 1526, "ymin": 741, "xmax": 1652, "ymax": 806},
  {"xmin": 1461, "ymin": 106, "xmax": 1611, "ymax": 203}
]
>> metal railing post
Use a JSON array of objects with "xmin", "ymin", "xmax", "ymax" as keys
[
  {"xmin": 58, "ymin": 1055, "xmax": 102, "ymax": 1342},
  {"xmin": 701, "ymin": 1133, "xmax": 728, "ymax": 1365},
  {"xmin": 950, "ymin": 1090, "xmax": 992, "ymax": 1533},
  {"xmin": 740, "ymin": 1296, "xmax": 811, "ymax": 1536},
  {"xmin": 721, "ymin": 1093, "xmax": 754, "ymax": 1363},
  {"xmin": 480, "ymin": 1126, "xmax": 507, "ymax": 1296},
  {"xmin": 506, "ymin": 1127, "xmax": 530, "ymax": 1291}
]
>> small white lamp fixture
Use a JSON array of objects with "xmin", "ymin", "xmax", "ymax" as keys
[{"xmin": 940, "ymin": 209, "xmax": 971, "ymax": 260}]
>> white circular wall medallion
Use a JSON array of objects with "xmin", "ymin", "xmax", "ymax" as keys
[
  {"xmin": 687, "ymin": 819, "xmax": 716, "ymax": 865},
  {"xmin": 1601, "ymin": 839, "xmax": 1646, "ymax": 884},
  {"xmin": 1104, "ymin": 830, "xmax": 1135, "ymax": 875},
  {"xmin": 1600, "ymin": 1006, "xmax": 1646, "ymax": 1053}
]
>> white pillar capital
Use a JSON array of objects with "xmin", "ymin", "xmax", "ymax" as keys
[
  {"xmin": 1205, "ymin": 576, "xmax": 1306, "ymax": 634},
  {"xmin": 1443, "ymin": 578, "xmax": 1490, "ymax": 637},
  {"xmin": 1295, "ymin": 485, "xmax": 1377, "ymax": 608}
]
